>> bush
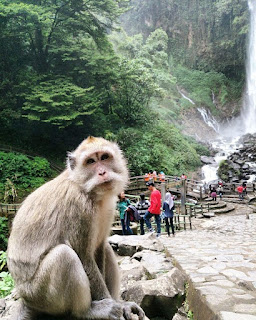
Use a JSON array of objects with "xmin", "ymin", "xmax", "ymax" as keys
[
  {"xmin": 0, "ymin": 251, "xmax": 14, "ymax": 298},
  {"xmin": 117, "ymin": 121, "xmax": 203, "ymax": 176},
  {"xmin": 0, "ymin": 218, "xmax": 8, "ymax": 251},
  {"xmin": 0, "ymin": 152, "xmax": 53, "ymax": 188},
  {"xmin": 0, "ymin": 151, "xmax": 55, "ymax": 201}
]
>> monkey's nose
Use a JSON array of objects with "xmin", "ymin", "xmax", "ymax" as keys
[{"xmin": 99, "ymin": 170, "xmax": 106, "ymax": 176}]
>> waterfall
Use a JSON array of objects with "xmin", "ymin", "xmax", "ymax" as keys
[
  {"xmin": 243, "ymin": 0, "xmax": 256, "ymax": 134},
  {"xmin": 177, "ymin": 86, "xmax": 195, "ymax": 105},
  {"xmin": 197, "ymin": 108, "xmax": 220, "ymax": 133}
]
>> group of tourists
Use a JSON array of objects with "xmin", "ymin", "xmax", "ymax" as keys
[
  {"xmin": 209, "ymin": 180, "xmax": 248, "ymax": 201},
  {"xmin": 144, "ymin": 170, "xmax": 166, "ymax": 183},
  {"xmin": 117, "ymin": 182, "xmax": 175, "ymax": 238},
  {"xmin": 209, "ymin": 181, "xmax": 224, "ymax": 201}
]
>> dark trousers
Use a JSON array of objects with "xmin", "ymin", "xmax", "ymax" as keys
[
  {"xmin": 140, "ymin": 219, "xmax": 145, "ymax": 235},
  {"xmin": 144, "ymin": 211, "xmax": 161, "ymax": 234},
  {"xmin": 165, "ymin": 217, "xmax": 175, "ymax": 236},
  {"xmin": 121, "ymin": 217, "xmax": 133, "ymax": 235},
  {"xmin": 121, "ymin": 219, "xmax": 126, "ymax": 235}
]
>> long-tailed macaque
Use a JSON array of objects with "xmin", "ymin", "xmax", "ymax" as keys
[{"xmin": 7, "ymin": 137, "xmax": 144, "ymax": 320}]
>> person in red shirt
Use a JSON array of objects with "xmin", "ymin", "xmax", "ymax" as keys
[
  {"xmin": 144, "ymin": 181, "xmax": 162, "ymax": 237},
  {"xmin": 237, "ymin": 185, "xmax": 244, "ymax": 200}
]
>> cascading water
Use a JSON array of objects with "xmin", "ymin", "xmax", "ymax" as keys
[
  {"xmin": 243, "ymin": 0, "xmax": 256, "ymax": 134},
  {"xmin": 177, "ymin": 3, "xmax": 256, "ymax": 184},
  {"xmin": 200, "ymin": 0, "xmax": 256, "ymax": 183}
]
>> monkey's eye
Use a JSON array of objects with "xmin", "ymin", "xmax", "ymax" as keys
[
  {"xmin": 101, "ymin": 153, "xmax": 109, "ymax": 161},
  {"xmin": 86, "ymin": 158, "xmax": 95, "ymax": 164}
]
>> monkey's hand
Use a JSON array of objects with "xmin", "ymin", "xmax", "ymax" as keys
[
  {"xmin": 85, "ymin": 298, "xmax": 124, "ymax": 320},
  {"xmin": 122, "ymin": 301, "xmax": 145, "ymax": 320}
]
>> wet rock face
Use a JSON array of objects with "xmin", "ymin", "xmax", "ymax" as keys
[{"xmin": 218, "ymin": 133, "xmax": 256, "ymax": 183}]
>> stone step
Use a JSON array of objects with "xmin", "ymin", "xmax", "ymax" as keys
[
  {"xmin": 213, "ymin": 204, "xmax": 235, "ymax": 215},
  {"xmin": 222, "ymin": 197, "xmax": 248, "ymax": 204},
  {"xmin": 203, "ymin": 212, "xmax": 215, "ymax": 218}
]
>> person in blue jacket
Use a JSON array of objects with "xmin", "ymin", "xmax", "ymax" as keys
[{"xmin": 162, "ymin": 191, "xmax": 175, "ymax": 237}]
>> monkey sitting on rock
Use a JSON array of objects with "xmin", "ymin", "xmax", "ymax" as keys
[{"xmin": 7, "ymin": 137, "xmax": 145, "ymax": 320}]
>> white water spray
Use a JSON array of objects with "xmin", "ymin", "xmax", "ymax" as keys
[
  {"xmin": 197, "ymin": 108, "xmax": 220, "ymax": 134},
  {"xmin": 243, "ymin": 0, "xmax": 256, "ymax": 134}
]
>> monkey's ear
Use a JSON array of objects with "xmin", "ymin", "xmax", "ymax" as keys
[{"xmin": 67, "ymin": 152, "xmax": 76, "ymax": 170}]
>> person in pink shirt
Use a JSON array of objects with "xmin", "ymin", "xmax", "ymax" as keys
[{"xmin": 144, "ymin": 181, "xmax": 162, "ymax": 237}]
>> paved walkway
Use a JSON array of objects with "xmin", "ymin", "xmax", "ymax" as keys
[{"xmin": 159, "ymin": 204, "xmax": 256, "ymax": 320}]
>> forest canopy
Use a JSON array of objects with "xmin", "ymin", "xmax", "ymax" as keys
[{"xmin": 0, "ymin": 0, "xmax": 248, "ymax": 183}]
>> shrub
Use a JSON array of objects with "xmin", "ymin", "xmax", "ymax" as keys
[
  {"xmin": 0, "ymin": 251, "xmax": 14, "ymax": 298},
  {"xmin": 0, "ymin": 151, "xmax": 55, "ymax": 201},
  {"xmin": 0, "ymin": 218, "xmax": 8, "ymax": 251},
  {"xmin": 116, "ymin": 121, "xmax": 203, "ymax": 176}
]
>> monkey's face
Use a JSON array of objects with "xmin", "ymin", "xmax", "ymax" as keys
[{"xmin": 67, "ymin": 137, "xmax": 129, "ymax": 195}]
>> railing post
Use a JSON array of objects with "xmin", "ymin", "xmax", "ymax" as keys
[
  {"xmin": 200, "ymin": 186, "xmax": 203, "ymax": 201},
  {"xmin": 161, "ymin": 182, "xmax": 166, "ymax": 205},
  {"xmin": 181, "ymin": 179, "xmax": 186, "ymax": 215}
]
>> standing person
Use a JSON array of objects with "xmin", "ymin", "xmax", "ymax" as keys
[
  {"xmin": 181, "ymin": 173, "xmax": 187, "ymax": 180},
  {"xmin": 162, "ymin": 191, "xmax": 175, "ymax": 237},
  {"xmin": 117, "ymin": 192, "xmax": 130, "ymax": 235},
  {"xmin": 144, "ymin": 172, "xmax": 150, "ymax": 182},
  {"xmin": 242, "ymin": 181, "xmax": 247, "ymax": 196},
  {"xmin": 148, "ymin": 170, "xmax": 153, "ymax": 181},
  {"xmin": 135, "ymin": 193, "xmax": 150, "ymax": 235},
  {"xmin": 217, "ymin": 185, "xmax": 223, "ymax": 199},
  {"xmin": 144, "ymin": 182, "xmax": 162, "ymax": 237},
  {"xmin": 211, "ymin": 187, "xmax": 217, "ymax": 201},
  {"xmin": 152, "ymin": 170, "xmax": 157, "ymax": 182},
  {"xmin": 237, "ymin": 185, "xmax": 244, "ymax": 200},
  {"xmin": 158, "ymin": 171, "xmax": 165, "ymax": 182}
]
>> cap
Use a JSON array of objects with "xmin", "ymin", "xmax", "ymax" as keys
[{"xmin": 146, "ymin": 181, "xmax": 154, "ymax": 187}]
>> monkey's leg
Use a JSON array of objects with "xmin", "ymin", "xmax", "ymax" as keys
[
  {"xmin": 21, "ymin": 244, "xmax": 124, "ymax": 320},
  {"xmin": 20, "ymin": 244, "xmax": 91, "ymax": 317}
]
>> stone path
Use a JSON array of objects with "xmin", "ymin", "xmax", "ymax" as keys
[{"xmin": 159, "ymin": 204, "xmax": 256, "ymax": 320}]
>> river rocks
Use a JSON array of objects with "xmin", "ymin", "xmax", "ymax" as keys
[
  {"xmin": 217, "ymin": 133, "xmax": 256, "ymax": 183},
  {"xmin": 200, "ymin": 156, "xmax": 216, "ymax": 165}
]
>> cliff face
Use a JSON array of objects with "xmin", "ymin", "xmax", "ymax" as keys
[{"xmin": 121, "ymin": 0, "xmax": 248, "ymax": 79}]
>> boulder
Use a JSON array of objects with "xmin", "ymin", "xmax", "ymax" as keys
[
  {"xmin": 200, "ymin": 156, "xmax": 216, "ymax": 165},
  {"xmin": 121, "ymin": 268, "xmax": 186, "ymax": 320},
  {"xmin": 109, "ymin": 234, "xmax": 164, "ymax": 256}
]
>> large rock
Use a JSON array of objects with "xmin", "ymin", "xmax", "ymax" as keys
[
  {"xmin": 109, "ymin": 234, "xmax": 164, "ymax": 256},
  {"xmin": 121, "ymin": 268, "xmax": 186, "ymax": 320},
  {"xmin": 200, "ymin": 156, "xmax": 216, "ymax": 165}
]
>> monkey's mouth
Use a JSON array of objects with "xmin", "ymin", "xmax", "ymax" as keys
[{"xmin": 100, "ymin": 179, "xmax": 113, "ymax": 186}]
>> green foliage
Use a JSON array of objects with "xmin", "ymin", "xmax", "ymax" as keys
[
  {"xmin": 0, "ymin": 219, "xmax": 8, "ymax": 251},
  {"xmin": 0, "ymin": 271, "xmax": 14, "ymax": 298},
  {"xmin": 23, "ymin": 77, "xmax": 97, "ymax": 128},
  {"xmin": 117, "ymin": 121, "xmax": 202, "ymax": 176},
  {"xmin": 121, "ymin": 0, "xmax": 248, "ymax": 79},
  {"xmin": 0, "ymin": 251, "xmax": 7, "ymax": 271},
  {"xmin": 0, "ymin": 152, "xmax": 53, "ymax": 200},
  {"xmin": 183, "ymin": 282, "xmax": 194, "ymax": 320},
  {"xmin": 109, "ymin": 28, "xmax": 176, "ymax": 93},
  {"xmin": 217, "ymin": 159, "xmax": 231, "ymax": 182},
  {"xmin": 4, "ymin": 179, "xmax": 17, "ymax": 203},
  {"xmin": 173, "ymin": 65, "xmax": 243, "ymax": 112}
]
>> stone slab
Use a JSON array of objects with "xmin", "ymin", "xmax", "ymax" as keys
[{"xmin": 220, "ymin": 311, "xmax": 256, "ymax": 320}]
